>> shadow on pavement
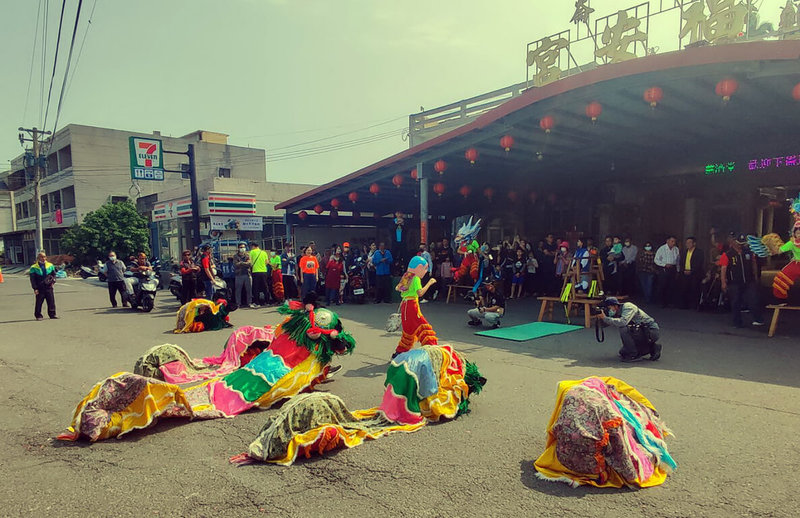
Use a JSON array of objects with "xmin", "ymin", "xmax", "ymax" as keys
[{"xmin": 519, "ymin": 459, "xmax": 633, "ymax": 496}]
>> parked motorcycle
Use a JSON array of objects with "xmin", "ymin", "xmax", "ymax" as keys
[
  {"xmin": 129, "ymin": 271, "xmax": 159, "ymax": 312},
  {"xmin": 348, "ymin": 257, "xmax": 366, "ymax": 304},
  {"xmin": 168, "ymin": 272, "xmax": 232, "ymax": 307}
]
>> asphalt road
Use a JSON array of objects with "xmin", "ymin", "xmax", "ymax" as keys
[{"xmin": 1, "ymin": 274, "xmax": 798, "ymax": 517}]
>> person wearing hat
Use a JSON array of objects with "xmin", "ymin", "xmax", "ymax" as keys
[
  {"xmin": 719, "ymin": 233, "xmax": 764, "ymax": 328},
  {"xmin": 467, "ymin": 281, "xmax": 505, "ymax": 328},
  {"xmin": 394, "ymin": 256, "xmax": 437, "ymax": 357},
  {"xmin": 233, "ymin": 242, "xmax": 256, "ymax": 308},
  {"xmin": 596, "ymin": 296, "xmax": 662, "ymax": 362}
]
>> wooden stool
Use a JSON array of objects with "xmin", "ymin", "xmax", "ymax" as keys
[
  {"xmin": 537, "ymin": 296, "xmax": 562, "ymax": 323},
  {"xmin": 766, "ymin": 304, "xmax": 800, "ymax": 337},
  {"xmin": 446, "ymin": 285, "xmax": 475, "ymax": 303}
]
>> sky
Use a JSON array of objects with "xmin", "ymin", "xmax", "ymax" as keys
[{"xmin": 0, "ymin": 0, "xmax": 788, "ymax": 185}]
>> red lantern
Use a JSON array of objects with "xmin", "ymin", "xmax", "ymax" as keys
[
  {"xmin": 410, "ymin": 168, "xmax": 418, "ymax": 181},
  {"xmin": 483, "ymin": 187, "xmax": 495, "ymax": 201},
  {"xmin": 369, "ymin": 183, "xmax": 380, "ymax": 196},
  {"xmin": 348, "ymin": 191, "xmax": 359, "ymax": 204},
  {"xmin": 465, "ymin": 148, "xmax": 479, "ymax": 165},
  {"xmin": 643, "ymin": 86, "xmax": 663, "ymax": 108},
  {"xmin": 330, "ymin": 198, "xmax": 340, "ymax": 209},
  {"xmin": 330, "ymin": 209, "xmax": 338, "ymax": 218},
  {"xmin": 500, "ymin": 135, "xmax": 514, "ymax": 153},
  {"xmin": 507, "ymin": 190, "xmax": 519, "ymax": 203},
  {"xmin": 298, "ymin": 210, "xmax": 308, "ymax": 220},
  {"xmin": 392, "ymin": 174, "xmax": 404, "ymax": 188},
  {"xmin": 459, "ymin": 185, "xmax": 472, "ymax": 199},
  {"xmin": 434, "ymin": 160, "xmax": 447, "ymax": 175},
  {"xmin": 585, "ymin": 101, "xmax": 602, "ymax": 122},
  {"xmin": 313, "ymin": 204, "xmax": 324, "ymax": 215},
  {"xmin": 792, "ymin": 82, "xmax": 800, "ymax": 101},
  {"xmin": 539, "ymin": 116, "xmax": 554, "ymax": 134},
  {"xmin": 715, "ymin": 78, "xmax": 738, "ymax": 102},
  {"xmin": 433, "ymin": 182, "xmax": 446, "ymax": 197},
  {"xmin": 528, "ymin": 191, "xmax": 538, "ymax": 203}
]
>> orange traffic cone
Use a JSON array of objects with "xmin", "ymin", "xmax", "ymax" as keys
[{"xmin": 0, "ymin": 267, "xmax": 4, "ymax": 283}]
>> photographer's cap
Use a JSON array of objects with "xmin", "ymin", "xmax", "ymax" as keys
[{"xmin": 603, "ymin": 296, "xmax": 620, "ymax": 306}]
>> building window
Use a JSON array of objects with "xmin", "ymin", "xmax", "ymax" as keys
[
  {"xmin": 15, "ymin": 203, "xmax": 22, "ymax": 219},
  {"xmin": 218, "ymin": 167, "xmax": 231, "ymax": 178},
  {"xmin": 46, "ymin": 153, "xmax": 59, "ymax": 175},
  {"xmin": 58, "ymin": 145, "xmax": 72, "ymax": 169},
  {"xmin": 50, "ymin": 190, "xmax": 61, "ymax": 209},
  {"xmin": 110, "ymin": 196, "xmax": 128, "ymax": 204},
  {"xmin": 62, "ymin": 186, "xmax": 76, "ymax": 209},
  {"xmin": 181, "ymin": 163, "xmax": 190, "ymax": 180},
  {"xmin": 41, "ymin": 194, "xmax": 49, "ymax": 214},
  {"xmin": 22, "ymin": 201, "xmax": 30, "ymax": 218}
]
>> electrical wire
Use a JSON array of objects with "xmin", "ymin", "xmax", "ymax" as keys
[
  {"xmin": 42, "ymin": 0, "xmax": 66, "ymax": 134},
  {"xmin": 263, "ymin": 116, "xmax": 407, "ymax": 151},
  {"xmin": 22, "ymin": 0, "xmax": 43, "ymax": 126},
  {"xmin": 49, "ymin": 0, "xmax": 83, "ymax": 148},
  {"xmin": 64, "ymin": 0, "xmax": 97, "ymax": 100},
  {"xmin": 39, "ymin": 0, "xmax": 49, "ymax": 127}
]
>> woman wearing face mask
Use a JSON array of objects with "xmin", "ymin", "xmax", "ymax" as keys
[
  {"xmin": 325, "ymin": 247, "xmax": 345, "ymax": 305},
  {"xmin": 554, "ymin": 241, "xmax": 572, "ymax": 289},
  {"xmin": 299, "ymin": 246, "xmax": 319, "ymax": 299},
  {"xmin": 637, "ymin": 241, "xmax": 657, "ymax": 303},
  {"xmin": 105, "ymin": 251, "xmax": 129, "ymax": 308}
]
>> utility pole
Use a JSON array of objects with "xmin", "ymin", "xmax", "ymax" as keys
[
  {"xmin": 164, "ymin": 143, "xmax": 201, "ymax": 248},
  {"xmin": 19, "ymin": 127, "xmax": 52, "ymax": 254}
]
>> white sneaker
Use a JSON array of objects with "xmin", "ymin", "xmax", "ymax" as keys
[
  {"xmin": 249, "ymin": 303, "xmax": 259, "ymax": 309},
  {"xmin": 752, "ymin": 321, "xmax": 764, "ymax": 326},
  {"xmin": 420, "ymin": 299, "xmax": 428, "ymax": 304}
]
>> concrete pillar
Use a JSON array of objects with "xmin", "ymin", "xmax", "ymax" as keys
[
  {"xmin": 597, "ymin": 204, "xmax": 612, "ymax": 239},
  {"xmin": 418, "ymin": 161, "xmax": 428, "ymax": 246},
  {"xmin": 683, "ymin": 198, "xmax": 697, "ymax": 239}
]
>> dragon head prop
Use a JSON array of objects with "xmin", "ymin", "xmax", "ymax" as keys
[
  {"xmin": 278, "ymin": 301, "xmax": 356, "ymax": 364},
  {"xmin": 791, "ymin": 193, "xmax": 800, "ymax": 230},
  {"xmin": 454, "ymin": 217, "xmax": 482, "ymax": 253}
]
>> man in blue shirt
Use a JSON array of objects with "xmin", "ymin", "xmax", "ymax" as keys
[
  {"xmin": 280, "ymin": 243, "xmax": 298, "ymax": 300},
  {"xmin": 372, "ymin": 242, "xmax": 393, "ymax": 303}
]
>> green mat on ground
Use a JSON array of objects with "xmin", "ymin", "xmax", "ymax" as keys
[{"xmin": 475, "ymin": 322, "xmax": 582, "ymax": 341}]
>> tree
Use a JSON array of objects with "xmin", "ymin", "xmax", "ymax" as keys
[{"xmin": 61, "ymin": 200, "xmax": 150, "ymax": 264}]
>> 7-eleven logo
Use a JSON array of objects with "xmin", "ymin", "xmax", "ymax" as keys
[{"xmin": 134, "ymin": 138, "xmax": 161, "ymax": 168}]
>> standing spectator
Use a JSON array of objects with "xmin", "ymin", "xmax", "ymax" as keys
[
  {"xmin": 637, "ymin": 242, "xmax": 657, "ymax": 303},
  {"xmin": 599, "ymin": 236, "xmax": 615, "ymax": 293},
  {"xmin": 620, "ymin": 237, "xmax": 638, "ymax": 295},
  {"xmin": 678, "ymin": 237, "xmax": 704, "ymax": 310},
  {"xmin": 249, "ymin": 241, "xmax": 270, "ymax": 306},
  {"xmin": 280, "ymin": 243, "xmax": 298, "ymax": 300},
  {"xmin": 392, "ymin": 212, "xmax": 406, "ymax": 266},
  {"xmin": 510, "ymin": 248, "xmax": 526, "ymax": 299},
  {"xmin": 179, "ymin": 250, "xmax": 200, "ymax": 304},
  {"xmin": 367, "ymin": 242, "xmax": 377, "ymax": 298},
  {"xmin": 372, "ymin": 242, "xmax": 393, "ymax": 303},
  {"xmin": 720, "ymin": 234, "xmax": 764, "ymax": 327},
  {"xmin": 572, "ymin": 238, "xmax": 590, "ymax": 293},
  {"xmin": 654, "ymin": 236, "xmax": 680, "ymax": 307},
  {"xmin": 233, "ymin": 243, "xmax": 255, "ymax": 308},
  {"xmin": 221, "ymin": 256, "xmax": 236, "ymax": 294},
  {"xmin": 554, "ymin": 241, "xmax": 572, "ymax": 293},
  {"xmin": 200, "ymin": 245, "xmax": 216, "ymax": 300},
  {"xmin": 30, "ymin": 250, "xmax": 57, "ymax": 321},
  {"xmin": 525, "ymin": 250, "xmax": 539, "ymax": 296},
  {"xmin": 541, "ymin": 234, "xmax": 558, "ymax": 294},
  {"xmin": 299, "ymin": 246, "xmax": 319, "ymax": 299},
  {"xmin": 105, "ymin": 250, "xmax": 128, "ymax": 308},
  {"xmin": 325, "ymin": 248, "xmax": 345, "ymax": 305}
]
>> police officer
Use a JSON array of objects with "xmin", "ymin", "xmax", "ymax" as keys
[{"xmin": 596, "ymin": 297, "xmax": 662, "ymax": 362}]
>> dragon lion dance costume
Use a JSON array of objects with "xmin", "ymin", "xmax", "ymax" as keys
[
  {"xmin": 747, "ymin": 193, "xmax": 800, "ymax": 300},
  {"xmin": 230, "ymin": 344, "xmax": 486, "ymax": 466},
  {"xmin": 534, "ymin": 377, "xmax": 676, "ymax": 488},
  {"xmin": 57, "ymin": 300, "xmax": 355, "ymax": 442},
  {"xmin": 395, "ymin": 256, "xmax": 438, "ymax": 356}
]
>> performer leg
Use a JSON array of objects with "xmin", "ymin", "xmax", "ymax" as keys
[{"xmin": 773, "ymin": 261, "xmax": 800, "ymax": 300}]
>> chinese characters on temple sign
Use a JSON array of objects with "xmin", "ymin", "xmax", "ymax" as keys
[
  {"xmin": 595, "ymin": 10, "xmax": 647, "ymax": 63},
  {"xmin": 570, "ymin": 0, "xmax": 595, "ymax": 25},
  {"xmin": 749, "ymin": 155, "xmax": 800, "ymax": 170},
  {"xmin": 526, "ymin": 36, "xmax": 570, "ymax": 87},
  {"xmin": 705, "ymin": 162, "xmax": 736, "ymax": 175}
]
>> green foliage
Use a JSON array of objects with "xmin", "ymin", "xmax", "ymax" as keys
[{"xmin": 60, "ymin": 201, "xmax": 150, "ymax": 264}]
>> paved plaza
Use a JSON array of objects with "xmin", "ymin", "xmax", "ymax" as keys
[{"xmin": 1, "ymin": 275, "xmax": 798, "ymax": 517}]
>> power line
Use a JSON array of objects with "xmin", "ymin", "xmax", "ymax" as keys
[
  {"xmin": 42, "ymin": 0, "xmax": 67, "ymax": 133},
  {"xmin": 39, "ymin": 0, "xmax": 49, "ymax": 127},
  {"xmin": 64, "ymin": 0, "xmax": 97, "ymax": 99},
  {"xmin": 49, "ymin": 0, "xmax": 83, "ymax": 146},
  {"xmin": 22, "ymin": 0, "xmax": 43, "ymax": 126},
  {"xmin": 267, "ymin": 116, "xmax": 407, "ymax": 152}
]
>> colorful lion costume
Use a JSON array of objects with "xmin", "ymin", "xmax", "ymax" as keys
[
  {"xmin": 534, "ymin": 376, "xmax": 676, "ymax": 489},
  {"xmin": 57, "ymin": 302, "xmax": 355, "ymax": 442},
  {"xmin": 174, "ymin": 298, "xmax": 232, "ymax": 333},
  {"xmin": 230, "ymin": 344, "xmax": 486, "ymax": 466},
  {"xmin": 748, "ymin": 193, "xmax": 800, "ymax": 299},
  {"xmin": 453, "ymin": 217, "xmax": 482, "ymax": 284}
]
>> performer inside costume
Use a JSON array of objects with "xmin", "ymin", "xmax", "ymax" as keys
[
  {"xmin": 747, "ymin": 193, "xmax": 800, "ymax": 300},
  {"xmin": 174, "ymin": 298, "xmax": 232, "ymax": 333},
  {"xmin": 230, "ymin": 344, "xmax": 486, "ymax": 466},
  {"xmin": 453, "ymin": 217, "xmax": 483, "ymax": 293},
  {"xmin": 394, "ymin": 256, "xmax": 437, "ymax": 357}
]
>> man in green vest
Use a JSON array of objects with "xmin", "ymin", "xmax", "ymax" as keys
[{"xmin": 250, "ymin": 242, "xmax": 270, "ymax": 306}]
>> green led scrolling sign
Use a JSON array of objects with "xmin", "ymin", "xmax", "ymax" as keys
[{"xmin": 704, "ymin": 154, "xmax": 800, "ymax": 176}]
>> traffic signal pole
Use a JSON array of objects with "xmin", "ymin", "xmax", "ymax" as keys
[{"xmin": 163, "ymin": 143, "xmax": 201, "ymax": 248}]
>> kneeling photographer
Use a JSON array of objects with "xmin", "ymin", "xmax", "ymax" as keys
[
  {"xmin": 595, "ymin": 297, "xmax": 662, "ymax": 362},
  {"xmin": 467, "ymin": 281, "xmax": 505, "ymax": 329}
]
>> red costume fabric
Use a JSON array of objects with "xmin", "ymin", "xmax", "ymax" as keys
[
  {"xmin": 272, "ymin": 268, "xmax": 285, "ymax": 302},
  {"xmin": 773, "ymin": 260, "xmax": 800, "ymax": 299},
  {"xmin": 396, "ymin": 299, "xmax": 438, "ymax": 354}
]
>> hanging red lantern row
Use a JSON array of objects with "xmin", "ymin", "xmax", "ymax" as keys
[
  {"xmin": 433, "ymin": 182, "xmax": 446, "ymax": 197},
  {"xmin": 793, "ymin": 82, "xmax": 800, "ymax": 101},
  {"xmin": 643, "ymin": 86, "xmax": 663, "ymax": 108},
  {"xmin": 330, "ymin": 209, "xmax": 338, "ymax": 218},
  {"xmin": 465, "ymin": 148, "xmax": 479, "ymax": 165},
  {"xmin": 507, "ymin": 190, "xmax": 519, "ymax": 203},
  {"xmin": 500, "ymin": 135, "xmax": 514, "ymax": 153},
  {"xmin": 392, "ymin": 174, "xmax": 404, "ymax": 188},
  {"xmin": 434, "ymin": 159, "xmax": 447, "ymax": 175},
  {"xmin": 298, "ymin": 210, "xmax": 308, "ymax": 220},
  {"xmin": 459, "ymin": 185, "xmax": 472, "ymax": 199},
  {"xmin": 369, "ymin": 183, "xmax": 380, "ymax": 196},
  {"xmin": 313, "ymin": 204, "xmax": 324, "ymax": 215},
  {"xmin": 715, "ymin": 78, "xmax": 738, "ymax": 102},
  {"xmin": 348, "ymin": 191, "xmax": 359, "ymax": 204},
  {"xmin": 330, "ymin": 198, "xmax": 340, "ymax": 209},
  {"xmin": 539, "ymin": 116, "xmax": 554, "ymax": 134},
  {"xmin": 483, "ymin": 187, "xmax": 495, "ymax": 201},
  {"xmin": 410, "ymin": 168, "xmax": 418, "ymax": 181},
  {"xmin": 586, "ymin": 101, "xmax": 602, "ymax": 122}
]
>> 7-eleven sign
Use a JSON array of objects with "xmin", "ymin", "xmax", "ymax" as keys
[{"xmin": 129, "ymin": 137, "xmax": 165, "ymax": 181}]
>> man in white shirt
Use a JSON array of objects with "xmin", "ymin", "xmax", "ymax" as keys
[{"xmin": 654, "ymin": 236, "xmax": 680, "ymax": 307}]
